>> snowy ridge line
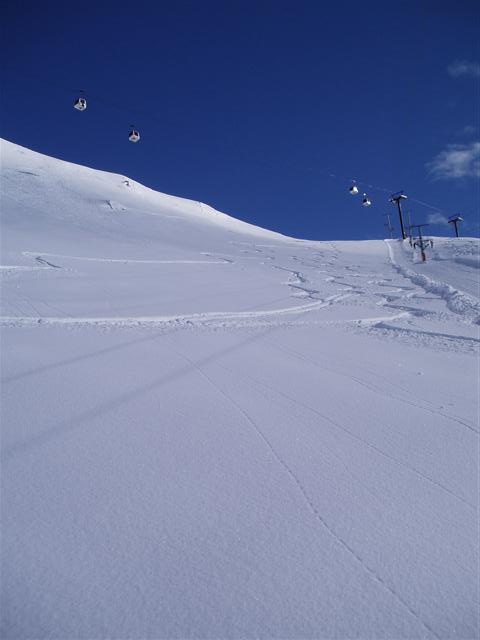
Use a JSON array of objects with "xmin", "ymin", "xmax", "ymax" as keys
[
  {"xmin": 385, "ymin": 240, "xmax": 480, "ymax": 324},
  {"xmin": 22, "ymin": 251, "xmax": 230, "ymax": 265}
]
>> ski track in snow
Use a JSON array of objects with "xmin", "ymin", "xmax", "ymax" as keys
[
  {"xmin": 268, "ymin": 338, "xmax": 478, "ymax": 435},
  {"xmin": 4, "ymin": 248, "xmax": 363, "ymax": 327},
  {"xmin": 0, "ymin": 265, "xmax": 50, "ymax": 272},
  {"xmin": 2, "ymin": 241, "xmax": 478, "ymax": 363},
  {"xmin": 213, "ymin": 359, "xmax": 475, "ymax": 510},
  {"xmin": 370, "ymin": 322, "xmax": 480, "ymax": 351},
  {"xmin": 169, "ymin": 344, "xmax": 442, "ymax": 640},
  {"xmin": 219, "ymin": 350, "xmax": 478, "ymax": 504},
  {"xmin": 2, "ymin": 141, "xmax": 478, "ymax": 640},
  {"xmin": 7, "ymin": 240, "xmax": 475, "ymax": 341},
  {"xmin": 34, "ymin": 256, "xmax": 62, "ymax": 269},
  {"xmin": 255, "ymin": 367, "xmax": 474, "ymax": 508},
  {"xmin": 0, "ymin": 305, "xmax": 414, "ymax": 331},
  {"xmin": 385, "ymin": 240, "xmax": 480, "ymax": 325},
  {"xmin": 21, "ymin": 251, "xmax": 231, "ymax": 265}
]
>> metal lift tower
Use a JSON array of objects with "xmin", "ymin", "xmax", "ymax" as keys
[{"xmin": 389, "ymin": 192, "xmax": 408, "ymax": 240}]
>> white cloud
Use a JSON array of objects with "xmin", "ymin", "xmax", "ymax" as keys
[
  {"xmin": 447, "ymin": 60, "xmax": 480, "ymax": 78},
  {"xmin": 460, "ymin": 125, "xmax": 477, "ymax": 136},
  {"xmin": 427, "ymin": 213, "xmax": 449, "ymax": 225},
  {"xmin": 427, "ymin": 141, "xmax": 480, "ymax": 180}
]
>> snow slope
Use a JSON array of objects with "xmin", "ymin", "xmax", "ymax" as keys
[{"xmin": 1, "ymin": 139, "xmax": 478, "ymax": 639}]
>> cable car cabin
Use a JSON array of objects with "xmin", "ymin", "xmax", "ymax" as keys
[
  {"xmin": 349, "ymin": 184, "xmax": 358, "ymax": 195},
  {"xmin": 73, "ymin": 97, "xmax": 87, "ymax": 111},
  {"xmin": 128, "ymin": 130, "xmax": 140, "ymax": 143},
  {"xmin": 362, "ymin": 195, "xmax": 371, "ymax": 207}
]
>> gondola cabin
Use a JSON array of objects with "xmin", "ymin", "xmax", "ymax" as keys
[
  {"xmin": 129, "ymin": 129, "xmax": 140, "ymax": 143},
  {"xmin": 73, "ymin": 97, "xmax": 87, "ymax": 111}
]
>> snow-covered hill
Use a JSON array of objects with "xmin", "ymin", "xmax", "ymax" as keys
[{"xmin": 1, "ymin": 139, "xmax": 478, "ymax": 639}]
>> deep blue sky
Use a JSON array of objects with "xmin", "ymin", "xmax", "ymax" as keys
[{"xmin": 2, "ymin": 0, "xmax": 479, "ymax": 240}]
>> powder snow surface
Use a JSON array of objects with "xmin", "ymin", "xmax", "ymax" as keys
[{"xmin": 1, "ymin": 139, "xmax": 478, "ymax": 639}]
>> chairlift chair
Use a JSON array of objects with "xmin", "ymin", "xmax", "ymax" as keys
[{"xmin": 362, "ymin": 194, "xmax": 371, "ymax": 207}]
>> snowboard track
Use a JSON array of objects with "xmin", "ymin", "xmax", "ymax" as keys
[
  {"xmin": 217, "ymin": 349, "xmax": 476, "ymax": 510},
  {"xmin": 266, "ymin": 339, "xmax": 479, "ymax": 439},
  {"xmin": 170, "ymin": 344, "xmax": 442, "ymax": 640}
]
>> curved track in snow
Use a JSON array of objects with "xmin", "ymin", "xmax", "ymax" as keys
[{"xmin": 2, "ymin": 140, "xmax": 478, "ymax": 640}]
